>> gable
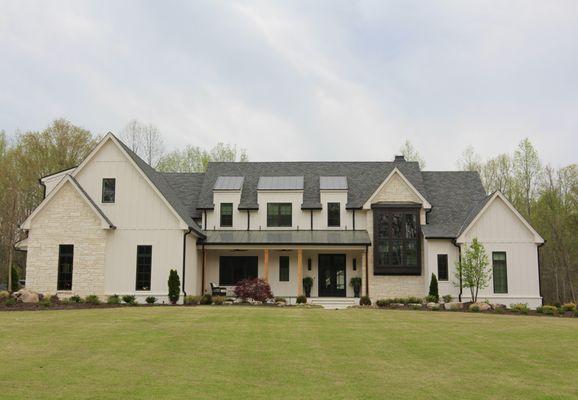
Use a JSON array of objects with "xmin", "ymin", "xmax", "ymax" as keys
[
  {"xmin": 458, "ymin": 194, "xmax": 544, "ymax": 244},
  {"xmin": 363, "ymin": 168, "xmax": 430, "ymax": 209}
]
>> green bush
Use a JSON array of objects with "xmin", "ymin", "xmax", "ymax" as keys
[
  {"xmin": 428, "ymin": 273, "xmax": 439, "ymax": 302},
  {"xmin": 11, "ymin": 266, "xmax": 20, "ymax": 292},
  {"xmin": 39, "ymin": 298, "xmax": 51, "ymax": 308},
  {"xmin": 425, "ymin": 295, "xmax": 438, "ymax": 303},
  {"xmin": 69, "ymin": 295, "xmax": 84, "ymax": 304},
  {"xmin": 0, "ymin": 290, "xmax": 10, "ymax": 301},
  {"xmin": 541, "ymin": 305, "xmax": 557, "ymax": 315},
  {"xmin": 410, "ymin": 304, "xmax": 422, "ymax": 310},
  {"xmin": 5, "ymin": 298, "xmax": 17, "ymax": 306},
  {"xmin": 562, "ymin": 303, "xmax": 576, "ymax": 312},
  {"xmin": 167, "ymin": 269, "xmax": 180, "ymax": 304},
  {"xmin": 469, "ymin": 304, "xmax": 481, "ymax": 312},
  {"xmin": 49, "ymin": 294, "xmax": 60, "ymax": 304},
  {"xmin": 200, "ymin": 294, "xmax": 213, "ymax": 305},
  {"xmin": 303, "ymin": 277, "xmax": 314, "ymax": 297},
  {"xmin": 274, "ymin": 296, "xmax": 287, "ymax": 303},
  {"xmin": 184, "ymin": 295, "xmax": 201, "ymax": 305},
  {"xmin": 359, "ymin": 296, "xmax": 371, "ymax": 306},
  {"xmin": 84, "ymin": 295, "xmax": 101, "ymax": 305},
  {"xmin": 213, "ymin": 296, "xmax": 225, "ymax": 305},
  {"xmin": 536, "ymin": 306, "xmax": 544, "ymax": 314},
  {"xmin": 494, "ymin": 307, "xmax": 505, "ymax": 314},
  {"xmin": 296, "ymin": 295, "xmax": 307, "ymax": 304},
  {"xmin": 376, "ymin": 299, "xmax": 389, "ymax": 308},
  {"xmin": 407, "ymin": 296, "xmax": 423, "ymax": 304},
  {"xmin": 575, "ymin": 310, "xmax": 578, "ymax": 318},
  {"xmin": 442, "ymin": 294, "xmax": 453, "ymax": 303},
  {"xmin": 510, "ymin": 303, "xmax": 529, "ymax": 314},
  {"xmin": 122, "ymin": 295, "xmax": 136, "ymax": 305},
  {"xmin": 107, "ymin": 294, "xmax": 121, "ymax": 305},
  {"xmin": 145, "ymin": 296, "xmax": 157, "ymax": 304}
]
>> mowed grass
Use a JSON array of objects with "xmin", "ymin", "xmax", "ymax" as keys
[{"xmin": 1, "ymin": 307, "xmax": 577, "ymax": 400}]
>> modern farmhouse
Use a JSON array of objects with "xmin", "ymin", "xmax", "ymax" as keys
[{"xmin": 18, "ymin": 133, "xmax": 545, "ymax": 307}]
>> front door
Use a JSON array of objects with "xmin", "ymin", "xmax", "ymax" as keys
[{"xmin": 318, "ymin": 254, "xmax": 346, "ymax": 297}]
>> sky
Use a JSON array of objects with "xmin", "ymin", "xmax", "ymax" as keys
[{"xmin": 0, "ymin": 0, "xmax": 577, "ymax": 170}]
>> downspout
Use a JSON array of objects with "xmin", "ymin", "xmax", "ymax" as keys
[
  {"xmin": 352, "ymin": 209, "xmax": 356, "ymax": 231},
  {"xmin": 203, "ymin": 210, "xmax": 207, "ymax": 230},
  {"xmin": 247, "ymin": 210, "xmax": 250, "ymax": 231},
  {"xmin": 310, "ymin": 210, "xmax": 313, "ymax": 231},
  {"xmin": 365, "ymin": 244, "xmax": 369, "ymax": 297},
  {"xmin": 201, "ymin": 244, "xmax": 206, "ymax": 294},
  {"xmin": 182, "ymin": 228, "xmax": 193, "ymax": 297},
  {"xmin": 537, "ymin": 242, "xmax": 545, "ymax": 302},
  {"xmin": 452, "ymin": 239, "xmax": 462, "ymax": 302}
]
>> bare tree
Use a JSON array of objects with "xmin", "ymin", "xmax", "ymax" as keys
[
  {"xmin": 398, "ymin": 140, "xmax": 426, "ymax": 169},
  {"xmin": 514, "ymin": 138, "xmax": 541, "ymax": 219},
  {"xmin": 457, "ymin": 146, "xmax": 482, "ymax": 173},
  {"xmin": 157, "ymin": 142, "xmax": 248, "ymax": 173},
  {"xmin": 121, "ymin": 120, "xmax": 164, "ymax": 166}
]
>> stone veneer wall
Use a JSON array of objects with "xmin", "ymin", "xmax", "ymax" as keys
[{"xmin": 26, "ymin": 183, "xmax": 107, "ymax": 296}]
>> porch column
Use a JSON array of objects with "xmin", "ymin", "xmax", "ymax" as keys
[
  {"xmin": 361, "ymin": 249, "xmax": 367, "ymax": 298},
  {"xmin": 202, "ymin": 246, "xmax": 206, "ymax": 294},
  {"xmin": 263, "ymin": 249, "xmax": 269, "ymax": 282},
  {"xmin": 297, "ymin": 248, "xmax": 303, "ymax": 296}
]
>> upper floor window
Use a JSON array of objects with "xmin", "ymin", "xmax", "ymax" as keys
[
  {"xmin": 437, "ymin": 254, "xmax": 448, "ymax": 281},
  {"xmin": 279, "ymin": 256, "xmax": 290, "ymax": 281},
  {"xmin": 492, "ymin": 252, "xmax": 508, "ymax": 294},
  {"xmin": 267, "ymin": 203, "xmax": 292, "ymax": 227},
  {"xmin": 373, "ymin": 207, "xmax": 420, "ymax": 275},
  {"xmin": 327, "ymin": 202, "xmax": 340, "ymax": 227},
  {"xmin": 102, "ymin": 178, "xmax": 116, "ymax": 203},
  {"xmin": 57, "ymin": 244, "xmax": 74, "ymax": 291},
  {"xmin": 136, "ymin": 245, "xmax": 152, "ymax": 291},
  {"xmin": 220, "ymin": 203, "xmax": 233, "ymax": 227}
]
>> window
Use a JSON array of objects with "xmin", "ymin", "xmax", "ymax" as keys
[
  {"xmin": 279, "ymin": 256, "xmax": 290, "ymax": 281},
  {"xmin": 373, "ymin": 207, "xmax": 420, "ymax": 275},
  {"xmin": 492, "ymin": 252, "xmax": 508, "ymax": 294},
  {"xmin": 327, "ymin": 202, "xmax": 340, "ymax": 227},
  {"xmin": 219, "ymin": 256, "xmax": 258, "ymax": 285},
  {"xmin": 437, "ymin": 254, "xmax": 448, "ymax": 281},
  {"xmin": 57, "ymin": 244, "xmax": 74, "ymax": 290},
  {"xmin": 102, "ymin": 178, "xmax": 116, "ymax": 203},
  {"xmin": 220, "ymin": 203, "xmax": 233, "ymax": 227},
  {"xmin": 267, "ymin": 203, "xmax": 292, "ymax": 227},
  {"xmin": 136, "ymin": 245, "xmax": 152, "ymax": 291}
]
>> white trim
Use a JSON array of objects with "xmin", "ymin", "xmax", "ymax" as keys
[
  {"xmin": 456, "ymin": 191, "xmax": 544, "ymax": 244},
  {"xmin": 362, "ymin": 167, "xmax": 431, "ymax": 209},
  {"xmin": 71, "ymin": 133, "xmax": 190, "ymax": 231},
  {"xmin": 21, "ymin": 175, "xmax": 112, "ymax": 230}
]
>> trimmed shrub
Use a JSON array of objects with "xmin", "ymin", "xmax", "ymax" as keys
[
  {"xmin": 184, "ymin": 295, "xmax": 201, "ymax": 305},
  {"xmin": 407, "ymin": 296, "xmax": 423, "ymax": 304},
  {"xmin": 107, "ymin": 294, "xmax": 121, "ymax": 305},
  {"xmin": 494, "ymin": 307, "xmax": 505, "ymax": 314},
  {"xmin": 541, "ymin": 305, "xmax": 557, "ymax": 315},
  {"xmin": 410, "ymin": 304, "xmax": 422, "ymax": 310},
  {"xmin": 145, "ymin": 296, "xmax": 157, "ymax": 304},
  {"xmin": 49, "ymin": 294, "xmax": 60, "ymax": 304},
  {"xmin": 0, "ymin": 290, "xmax": 10, "ymax": 301},
  {"xmin": 510, "ymin": 303, "xmax": 529, "ymax": 314},
  {"xmin": 200, "ymin": 294, "xmax": 213, "ymax": 305},
  {"xmin": 575, "ymin": 310, "xmax": 578, "ymax": 318},
  {"xmin": 428, "ymin": 274, "xmax": 439, "ymax": 302},
  {"xmin": 442, "ymin": 294, "xmax": 453, "ymax": 303},
  {"xmin": 469, "ymin": 304, "xmax": 481, "ymax": 312},
  {"xmin": 168, "ymin": 269, "xmax": 181, "ymax": 304},
  {"xmin": 536, "ymin": 306, "xmax": 544, "ymax": 314},
  {"xmin": 5, "ymin": 298, "xmax": 17, "ymax": 306},
  {"xmin": 274, "ymin": 296, "xmax": 287, "ymax": 303},
  {"xmin": 84, "ymin": 295, "xmax": 101, "ymax": 305},
  {"xmin": 303, "ymin": 277, "xmax": 314, "ymax": 297},
  {"xmin": 359, "ymin": 296, "xmax": 371, "ymax": 306},
  {"xmin": 11, "ymin": 266, "xmax": 20, "ymax": 292},
  {"xmin": 562, "ymin": 303, "xmax": 576, "ymax": 312},
  {"xmin": 234, "ymin": 278, "xmax": 273, "ymax": 303},
  {"xmin": 69, "ymin": 295, "xmax": 84, "ymax": 304},
  {"xmin": 213, "ymin": 296, "xmax": 225, "ymax": 305},
  {"xmin": 122, "ymin": 295, "xmax": 136, "ymax": 305},
  {"xmin": 425, "ymin": 295, "xmax": 438, "ymax": 303},
  {"xmin": 350, "ymin": 277, "xmax": 362, "ymax": 298},
  {"xmin": 376, "ymin": 299, "xmax": 388, "ymax": 308},
  {"xmin": 296, "ymin": 295, "xmax": 307, "ymax": 304},
  {"xmin": 39, "ymin": 298, "xmax": 51, "ymax": 308}
]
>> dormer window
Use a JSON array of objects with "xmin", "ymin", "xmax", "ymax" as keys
[
  {"xmin": 328, "ymin": 202, "xmax": 340, "ymax": 227},
  {"xmin": 102, "ymin": 178, "xmax": 116, "ymax": 203},
  {"xmin": 220, "ymin": 203, "xmax": 233, "ymax": 227}
]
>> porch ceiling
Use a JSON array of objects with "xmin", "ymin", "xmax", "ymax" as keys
[{"xmin": 199, "ymin": 230, "xmax": 371, "ymax": 246}]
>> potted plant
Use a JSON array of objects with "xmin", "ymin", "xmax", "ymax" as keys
[
  {"xmin": 350, "ymin": 277, "xmax": 362, "ymax": 298},
  {"xmin": 302, "ymin": 277, "xmax": 314, "ymax": 298}
]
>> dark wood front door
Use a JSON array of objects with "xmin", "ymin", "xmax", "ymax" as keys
[{"xmin": 318, "ymin": 254, "xmax": 346, "ymax": 297}]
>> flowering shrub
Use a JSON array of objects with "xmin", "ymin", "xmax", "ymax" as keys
[{"xmin": 233, "ymin": 278, "xmax": 273, "ymax": 303}]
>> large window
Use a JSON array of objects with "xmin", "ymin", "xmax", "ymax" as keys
[
  {"xmin": 136, "ymin": 245, "xmax": 152, "ymax": 291},
  {"xmin": 267, "ymin": 203, "xmax": 292, "ymax": 227},
  {"xmin": 373, "ymin": 207, "xmax": 420, "ymax": 275},
  {"xmin": 327, "ymin": 202, "xmax": 340, "ymax": 227},
  {"xmin": 57, "ymin": 244, "xmax": 74, "ymax": 291},
  {"xmin": 219, "ymin": 256, "xmax": 258, "ymax": 285},
  {"xmin": 437, "ymin": 254, "xmax": 448, "ymax": 281},
  {"xmin": 492, "ymin": 252, "xmax": 508, "ymax": 294},
  {"xmin": 102, "ymin": 178, "xmax": 116, "ymax": 203},
  {"xmin": 220, "ymin": 203, "xmax": 233, "ymax": 227},
  {"xmin": 279, "ymin": 256, "xmax": 290, "ymax": 281}
]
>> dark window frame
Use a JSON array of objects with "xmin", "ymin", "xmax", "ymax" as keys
[
  {"xmin": 279, "ymin": 256, "xmax": 290, "ymax": 281},
  {"xmin": 327, "ymin": 202, "xmax": 341, "ymax": 227},
  {"xmin": 372, "ymin": 206, "xmax": 421, "ymax": 275},
  {"xmin": 220, "ymin": 203, "xmax": 233, "ymax": 227},
  {"xmin": 267, "ymin": 203, "xmax": 292, "ymax": 227},
  {"xmin": 135, "ymin": 245, "xmax": 152, "ymax": 291},
  {"xmin": 57, "ymin": 244, "xmax": 74, "ymax": 291},
  {"xmin": 102, "ymin": 178, "xmax": 116, "ymax": 203},
  {"xmin": 437, "ymin": 254, "xmax": 449, "ymax": 281},
  {"xmin": 219, "ymin": 256, "xmax": 259, "ymax": 285},
  {"xmin": 492, "ymin": 252, "xmax": 508, "ymax": 294}
]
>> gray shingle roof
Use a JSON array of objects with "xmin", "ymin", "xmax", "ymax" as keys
[
  {"xmin": 161, "ymin": 172, "xmax": 205, "ymax": 220},
  {"xmin": 68, "ymin": 175, "xmax": 116, "ymax": 229},
  {"xmin": 200, "ymin": 230, "xmax": 371, "ymax": 245}
]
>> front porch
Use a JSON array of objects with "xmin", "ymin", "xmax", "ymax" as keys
[{"xmin": 197, "ymin": 230, "xmax": 371, "ymax": 300}]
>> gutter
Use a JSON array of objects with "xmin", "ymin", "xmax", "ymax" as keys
[
  {"xmin": 452, "ymin": 239, "xmax": 462, "ymax": 302},
  {"xmin": 182, "ymin": 228, "xmax": 193, "ymax": 297},
  {"xmin": 537, "ymin": 241, "xmax": 546, "ymax": 301}
]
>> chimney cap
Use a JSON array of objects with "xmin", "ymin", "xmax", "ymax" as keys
[{"xmin": 394, "ymin": 155, "xmax": 406, "ymax": 162}]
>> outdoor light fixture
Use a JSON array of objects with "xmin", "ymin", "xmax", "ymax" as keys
[
  {"xmin": 308, "ymin": 258, "xmax": 312, "ymax": 271},
  {"xmin": 353, "ymin": 258, "xmax": 357, "ymax": 271}
]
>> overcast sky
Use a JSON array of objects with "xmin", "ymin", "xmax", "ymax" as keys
[{"xmin": 1, "ymin": 1, "xmax": 577, "ymax": 169}]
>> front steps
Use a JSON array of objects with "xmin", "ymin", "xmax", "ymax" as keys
[{"xmin": 309, "ymin": 297, "xmax": 358, "ymax": 310}]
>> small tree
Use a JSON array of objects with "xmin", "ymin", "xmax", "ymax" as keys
[
  {"xmin": 167, "ymin": 269, "xmax": 180, "ymax": 304},
  {"xmin": 234, "ymin": 278, "xmax": 273, "ymax": 303},
  {"xmin": 428, "ymin": 273, "xmax": 439, "ymax": 302},
  {"xmin": 454, "ymin": 238, "xmax": 490, "ymax": 303},
  {"xmin": 302, "ymin": 277, "xmax": 314, "ymax": 297}
]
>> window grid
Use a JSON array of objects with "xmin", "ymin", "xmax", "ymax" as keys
[
  {"xmin": 57, "ymin": 244, "xmax": 74, "ymax": 291},
  {"xmin": 220, "ymin": 203, "xmax": 233, "ymax": 227},
  {"xmin": 102, "ymin": 178, "xmax": 116, "ymax": 203},
  {"xmin": 327, "ymin": 202, "xmax": 340, "ymax": 227},
  {"xmin": 279, "ymin": 256, "xmax": 290, "ymax": 282},
  {"xmin": 136, "ymin": 245, "xmax": 152, "ymax": 291},
  {"xmin": 492, "ymin": 252, "xmax": 508, "ymax": 294},
  {"xmin": 437, "ymin": 254, "xmax": 448, "ymax": 281},
  {"xmin": 267, "ymin": 203, "xmax": 292, "ymax": 227}
]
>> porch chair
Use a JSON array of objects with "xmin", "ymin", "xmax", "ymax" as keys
[{"xmin": 210, "ymin": 283, "xmax": 227, "ymax": 297}]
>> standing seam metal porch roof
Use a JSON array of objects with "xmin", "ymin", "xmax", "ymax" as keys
[{"xmin": 200, "ymin": 230, "xmax": 371, "ymax": 245}]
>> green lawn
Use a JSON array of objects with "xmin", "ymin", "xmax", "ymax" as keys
[{"xmin": 1, "ymin": 307, "xmax": 577, "ymax": 400}]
